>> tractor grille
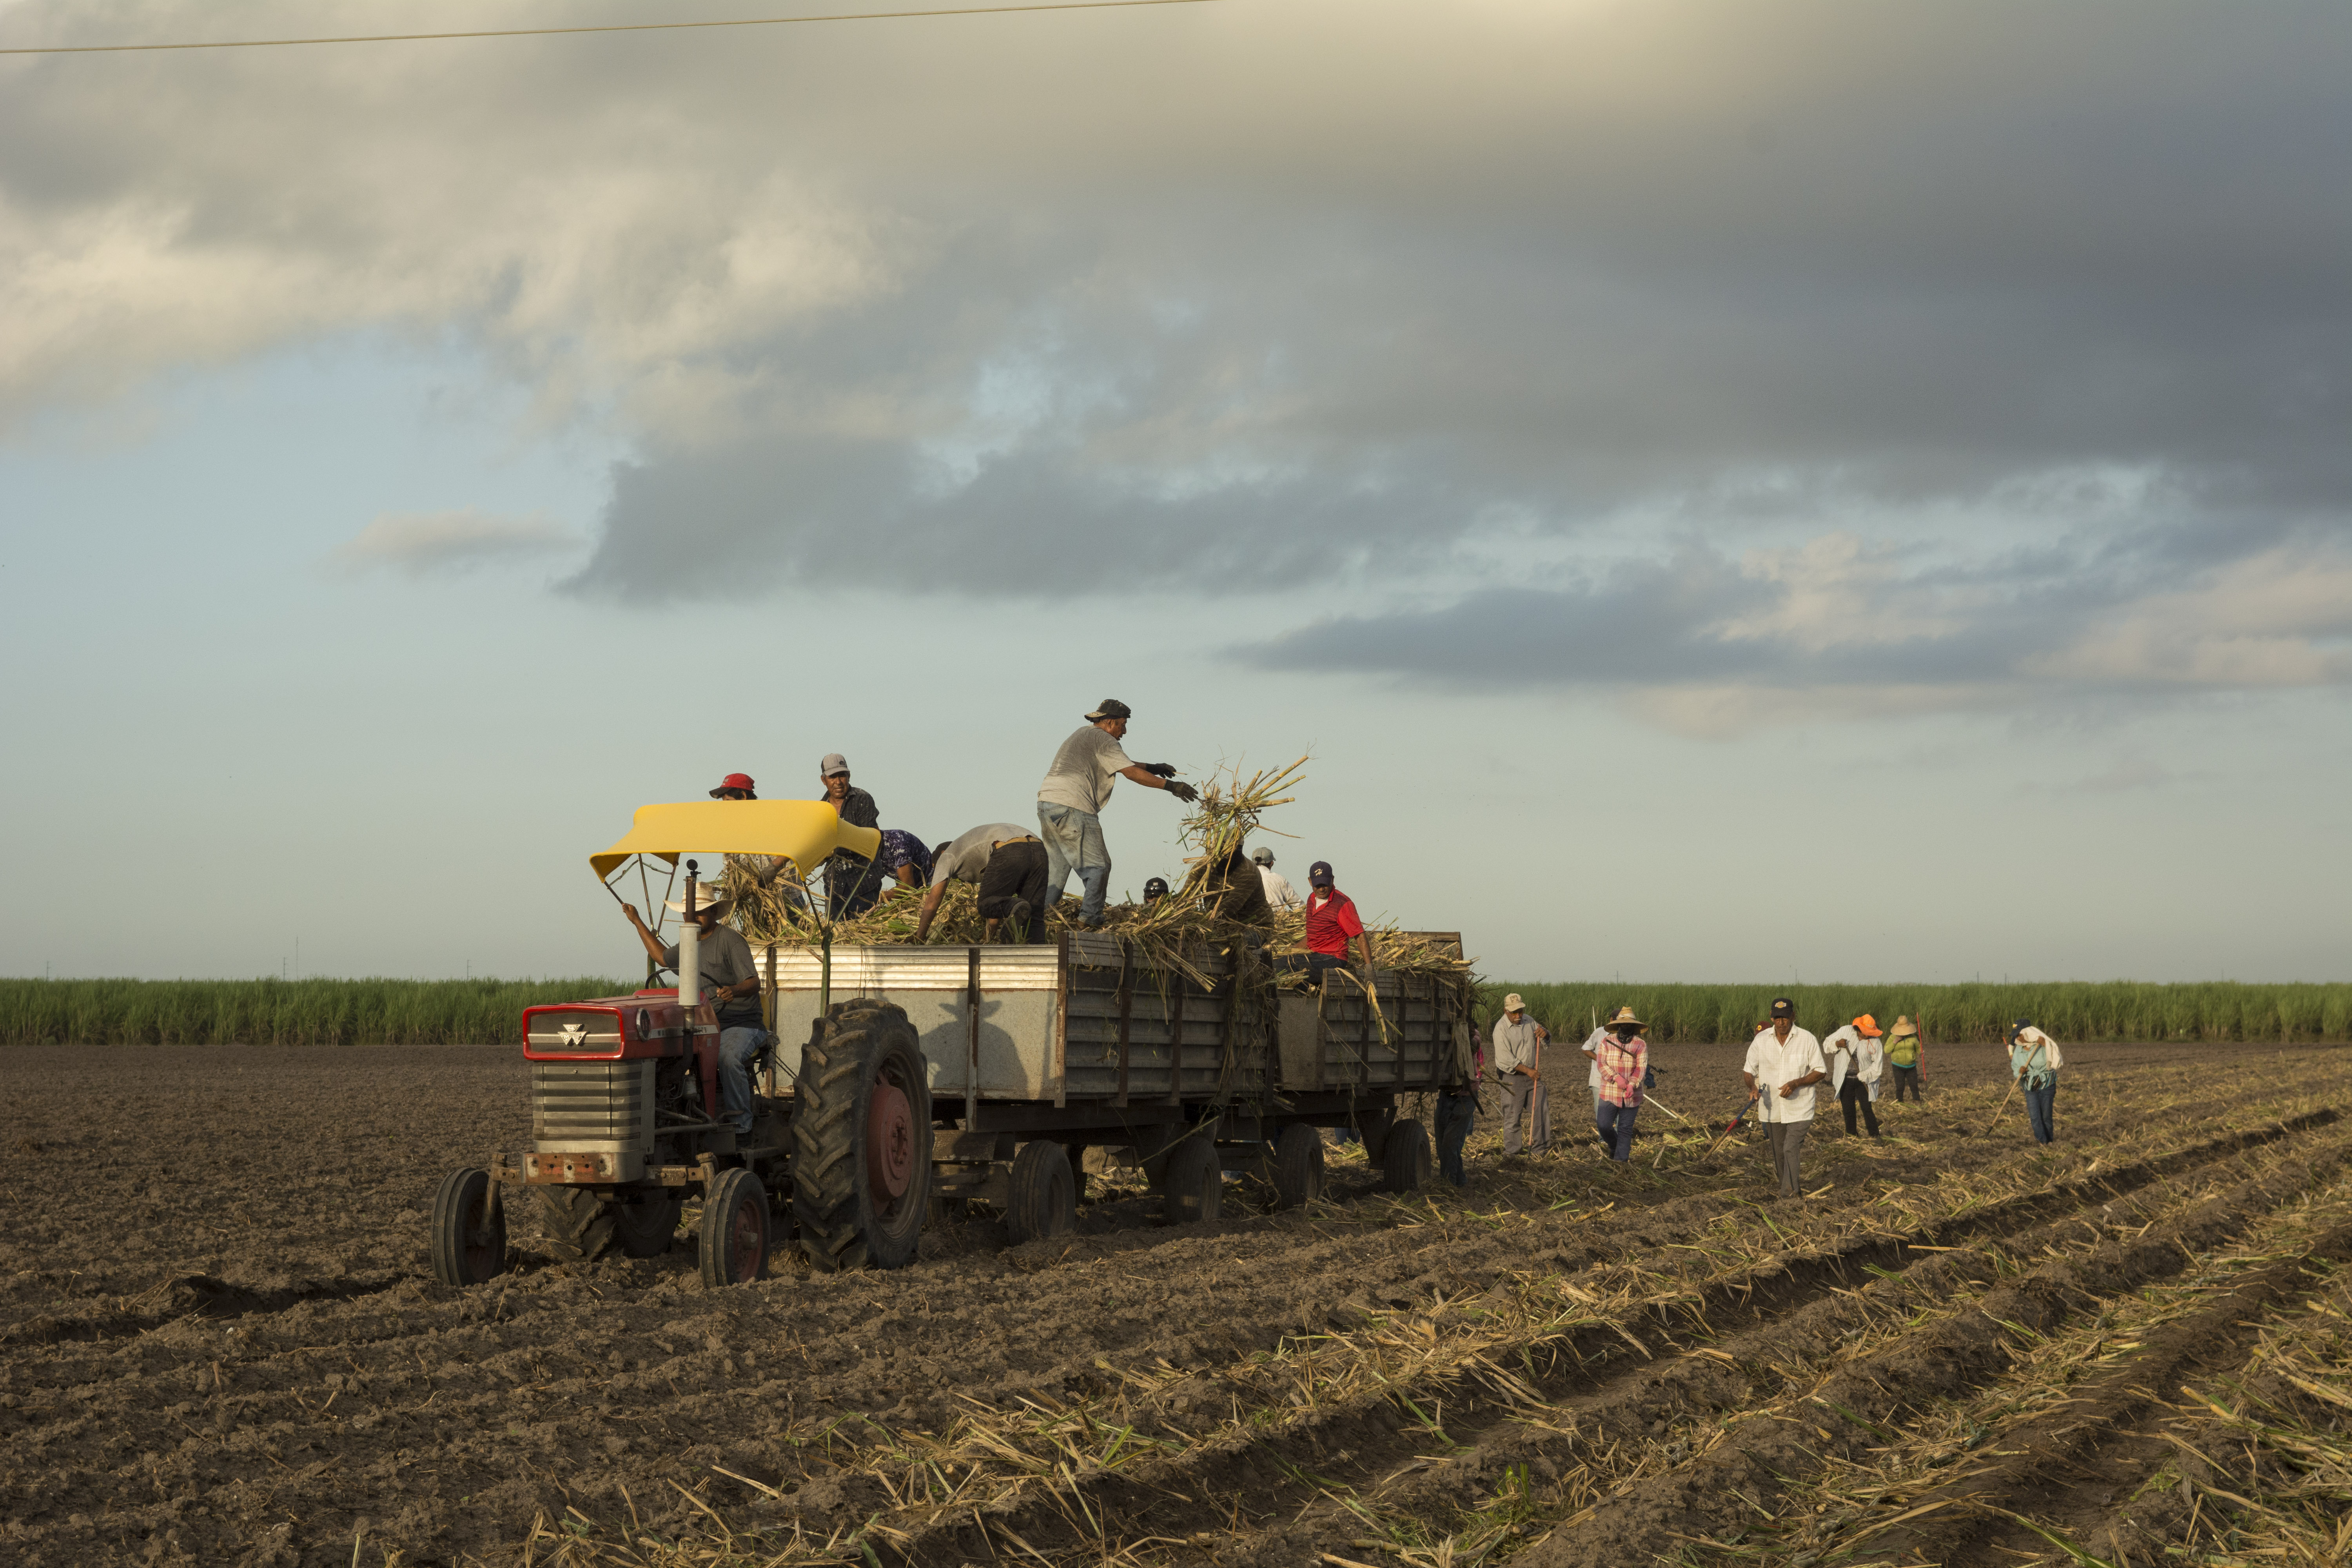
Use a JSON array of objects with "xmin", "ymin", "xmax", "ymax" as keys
[{"xmin": 532, "ymin": 1059, "xmax": 654, "ymax": 1151}]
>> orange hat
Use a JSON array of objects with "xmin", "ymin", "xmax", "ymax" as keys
[{"xmin": 1854, "ymin": 1014, "xmax": 1882, "ymax": 1036}]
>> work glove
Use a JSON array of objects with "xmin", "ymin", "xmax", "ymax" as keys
[
  {"xmin": 1141, "ymin": 762, "xmax": 1179, "ymax": 779},
  {"xmin": 1165, "ymin": 780, "xmax": 1200, "ymax": 803}
]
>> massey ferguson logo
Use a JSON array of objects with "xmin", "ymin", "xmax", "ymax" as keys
[{"xmin": 558, "ymin": 1021, "xmax": 588, "ymax": 1047}]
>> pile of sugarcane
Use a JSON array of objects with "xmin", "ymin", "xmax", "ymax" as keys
[{"xmin": 712, "ymin": 757, "xmax": 1477, "ymax": 1002}]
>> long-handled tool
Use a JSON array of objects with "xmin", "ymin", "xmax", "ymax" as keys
[{"xmin": 1702, "ymin": 1090, "xmax": 1762, "ymax": 1161}]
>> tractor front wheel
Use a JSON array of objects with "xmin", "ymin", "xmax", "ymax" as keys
[
  {"xmin": 429, "ymin": 1168, "xmax": 507, "ymax": 1287},
  {"xmin": 535, "ymin": 1185, "xmax": 617, "ymax": 1263},
  {"xmin": 699, "ymin": 1168, "xmax": 771, "ymax": 1286},
  {"xmin": 793, "ymin": 1000, "xmax": 933, "ymax": 1271},
  {"xmin": 615, "ymin": 1193, "xmax": 682, "ymax": 1258}
]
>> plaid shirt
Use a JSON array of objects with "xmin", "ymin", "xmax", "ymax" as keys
[{"xmin": 1595, "ymin": 1035, "xmax": 1646, "ymax": 1108}]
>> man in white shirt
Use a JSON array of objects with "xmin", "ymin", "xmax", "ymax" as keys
[
  {"xmin": 1251, "ymin": 846, "xmax": 1301, "ymax": 910},
  {"xmin": 1035, "ymin": 699, "xmax": 1199, "ymax": 930},
  {"xmin": 1581, "ymin": 1019, "xmax": 1612, "ymax": 1122},
  {"xmin": 1819, "ymin": 1014, "xmax": 1884, "ymax": 1140},
  {"xmin": 1742, "ymin": 998, "xmax": 1828, "ymax": 1198}
]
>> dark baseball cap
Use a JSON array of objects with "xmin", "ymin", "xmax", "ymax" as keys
[
  {"xmin": 1769, "ymin": 997, "xmax": 1796, "ymax": 1019},
  {"xmin": 1085, "ymin": 699, "xmax": 1132, "ymax": 721},
  {"xmin": 1307, "ymin": 860, "xmax": 1334, "ymax": 887}
]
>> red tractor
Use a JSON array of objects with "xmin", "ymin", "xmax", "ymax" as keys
[{"xmin": 430, "ymin": 800, "xmax": 920, "ymax": 1287}]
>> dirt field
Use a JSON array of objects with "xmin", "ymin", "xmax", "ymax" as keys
[{"xmin": 4, "ymin": 1039, "xmax": 2348, "ymax": 1567}]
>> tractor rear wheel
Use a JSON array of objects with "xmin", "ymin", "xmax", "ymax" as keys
[
  {"xmin": 615, "ymin": 1193, "xmax": 682, "ymax": 1258},
  {"xmin": 429, "ymin": 1168, "xmax": 507, "ymax": 1287},
  {"xmin": 1162, "ymin": 1134, "xmax": 1222, "ymax": 1225},
  {"xmin": 793, "ymin": 1000, "xmax": 933, "ymax": 1271},
  {"xmin": 699, "ymin": 1168, "xmax": 771, "ymax": 1285},
  {"xmin": 1382, "ymin": 1118, "xmax": 1433, "ymax": 1192},
  {"xmin": 1269, "ymin": 1123, "xmax": 1325, "ymax": 1209},
  {"xmin": 1006, "ymin": 1140, "xmax": 1076, "ymax": 1244},
  {"xmin": 534, "ymin": 1185, "xmax": 618, "ymax": 1263}
]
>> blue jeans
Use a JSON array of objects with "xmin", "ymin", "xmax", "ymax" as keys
[
  {"xmin": 1435, "ymin": 1088, "xmax": 1477, "ymax": 1186},
  {"xmin": 1597, "ymin": 1099, "xmax": 1639, "ymax": 1161},
  {"xmin": 2025, "ymin": 1078, "xmax": 2058, "ymax": 1144},
  {"xmin": 719, "ymin": 1026, "xmax": 771, "ymax": 1133},
  {"xmin": 1037, "ymin": 803, "xmax": 1111, "ymax": 924}
]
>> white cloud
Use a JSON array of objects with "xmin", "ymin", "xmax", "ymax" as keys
[{"xmin": 330, "ymin": 509, "xmax": 580, "ymax": 576}]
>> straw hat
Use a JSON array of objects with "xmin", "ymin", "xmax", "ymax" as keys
[
  {"xmin": 665, "ymin": 886, "xmax": 735, "ymax": 920},
  {"xmin": 1606, "ymin": 1005, "xmax": 1644, "ymax": 1029},
  {"xmin": 1502, "ymin": 993, "xmax": 1526, "ymax": 1012},
  {"xmin": 1891, "ymin": 1015, "xmax": 1918, "ymax": 1037},
  {"xmin": 1854, "ymin": 1013, "xmax": 1882, "ymax": 1037}
]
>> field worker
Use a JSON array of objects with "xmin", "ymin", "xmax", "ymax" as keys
[
  {"xmin": 1301, "ymin": 860, "xmax": 1377, "ymax": 987},
  {"xmin": 621, "ymin": 891, "xmax": 767, "ymax": 1137},
  {"xmin": 1491, "ymin": 994, "xmax": 1551, "ymax": 1156},
  {"xmin": 915, "ymin": 823, "xmax": 1049, "ymax": 944},
  {"xmin": 1592, "ymin": 1006, "xmax": 1648, "ymax": 1161},
  {"xmin": 1742, "ymin": 998, "xmax": 1828, "ymax": 1199},
  {"xmin": 1142, "ymin": 876, "xmax": 1171, "ymax": 907},
  {"xmin": 816, "ymin": 754, "xmax": 885, "ymax": 918},
  {"xmin": 1036, "ymin": 699, "xmax": 1200, "ymax": 930},
  {"xmin": 1252, "ymin": 846, "xmax": 1302, "ymax": 910},
  {"xmin": 711, "ymin": 772, "xmax": 800, "ymax": 907},
  {"xmin": 2008, "ymin": 1019, "xmax": 2066, "ymax": 1144},
  {"xmin": 1581, "ymin": 1016, "xmax": 1613, "ymax": 1121},
  {"xmin": 1886, "ymin": 1016, "xmax": 1926, "ymax": 1100},
  {"xmin": 1820, "ymin": 1015, "xmax": 1884, "ymax": 1140},
  {"xmin": 1434, "ymin": 1015, "xmax": 1481, "ymax": 1187},
  {"xmin": 875, "ymin": 829, "xmax": 935, "ymax": 889},
  {"xmin": 709, "ymin": 771, "xmax": 757, "ymax": 801}
]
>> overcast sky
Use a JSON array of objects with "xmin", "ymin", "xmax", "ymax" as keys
[{"xmin": 4, "ymin": 0, "xmax": 2348, "ymax": 984}]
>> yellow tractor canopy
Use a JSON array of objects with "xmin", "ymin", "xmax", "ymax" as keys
[{"xmin": 590, "ymin": 800, "xmax": 883, "ymax": 882}]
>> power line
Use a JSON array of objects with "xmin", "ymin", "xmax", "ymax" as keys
[{"xmin": 0, "ymin": 0, "xmax": 1218, "ymax": 56}]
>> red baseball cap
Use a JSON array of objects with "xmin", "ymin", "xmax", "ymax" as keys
[{"xmin": 709, "ymin": 773, "xmax": 757, "ymax": 798}]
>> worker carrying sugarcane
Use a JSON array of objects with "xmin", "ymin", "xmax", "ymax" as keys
[
  {"xmin": 1742, "ymin": 998, "xmax": 1828, "ymax": 1199},
  {"xmin": 915, "ymin": 823, "xmax": 1051, "ymax": 944},
  {"xmin": 2007, "ymin": 1019, "xmax": 2065, "ymax": 1143},
  {"xmin": 1252, "ymin": 847, "xmax": 1302, "ymax": 910},
  {"xmin": 620, "ymin": 889, "xmax": 769, "ymax": 1138},
  {"xmin": 1036, "ymin": 699, "xmax": 1199, "ymax": 931},
  {"xmin": 1885, "ymin": 1015, "xmax": 1926, "ymax": 1100},
  {"xmin": 1820, "ymin": 1014, "xmax": 1884, "ymax": 1140}
]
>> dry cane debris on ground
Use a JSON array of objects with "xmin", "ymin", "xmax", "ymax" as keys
[{"xmin": 2, "ymin": 1043, "xmax": 2350, "ymax": 1568}]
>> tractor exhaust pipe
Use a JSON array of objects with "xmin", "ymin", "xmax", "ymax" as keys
[{"xmin": 678, "ymin": 860, "xmax": 702, "ymax": 1013}]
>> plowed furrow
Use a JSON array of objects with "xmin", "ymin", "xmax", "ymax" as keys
[{"xmin": 840, "ymin": 1114, "xmax": 2347, "ymax": 1566}]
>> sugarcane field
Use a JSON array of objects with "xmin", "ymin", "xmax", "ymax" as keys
[{"xmin": 13, "ymin": 4, "xmax": 2352, "ymax": 1567}]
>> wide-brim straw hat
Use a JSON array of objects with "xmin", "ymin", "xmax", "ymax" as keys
[
  {"xmin": 1606, "ymin": 1005, "xmax": 1644, "ymax": 1029},
  {"xmin": 1891, "ymin": 1016, "xmax": 1918, "ymax": 1036},
  {"xmin": 665, "ymin": 887, "xmax": 735, "ymax": 920}
]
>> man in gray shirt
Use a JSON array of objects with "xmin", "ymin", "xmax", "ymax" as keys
[
  {"xmin": 621, "ymin": 891, "xmax": 768, "ymax": 1136},
  {"xmin": 915, "ymin": 822, "xmax": 1050, "ymax": 943},
  {"xmin": 1036, "ymin": 699, "xmax": 1198, "ymax": 929},
  {"xmin": 1490, "ymin": 994, "xmax": 1552, "ymax": 1157}
]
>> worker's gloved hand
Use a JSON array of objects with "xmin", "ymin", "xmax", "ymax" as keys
[
  {"xmin": 1165, "ymin": 780, "xmax": 1200, "ymax": 803},
  {"xmin": 1141, "ymin": 762, "xmax": 1178, "ymax": 779}
]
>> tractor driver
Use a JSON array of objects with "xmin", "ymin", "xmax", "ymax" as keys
[{"xmin": 621, "ymin": 890, "xmax": 769, "ymax": 1138}]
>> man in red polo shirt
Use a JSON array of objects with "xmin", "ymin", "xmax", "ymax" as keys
[{"xmin": 1301, "ymin": 860, "xmax": 1374, "ymax": 987}]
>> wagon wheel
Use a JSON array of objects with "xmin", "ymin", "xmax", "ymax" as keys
[
  {"xmin": 614, "ymin": 1192, "xmax": 683, "ymax": 1258},
  {"xmin": 699, "ymin": 1168, "xmax": 770, "ymax": 1286},
  {"xmin": 1269, "ymin": 1123, "xmax": 1325, "ymax": 1210},
  {"xmin": 1381, "ymin": 1118, "xmax": 1433, "ymax": 1193},
  {"xmin": 792, "ymin": 1000, "xmax": 934, "ymax": 1271},
  {"xmin": 1357, "ymin": 1102, "xmax": 1397, "ymax": 1164},
  {"xmin": 1162, "ymin": 1134, "xmax": 1223, "ymax": 1225},
  {"xmin": 534, "ymin": 1185, "xmax": 618, "ymax": 1263},
  {"xmin": 1006, "ymin": 1140, "xmax": 1076, "ymax": 1244},
  {"xmin": 429, "ymin": 1168, "xmax": 508, "ymax": 1287}
]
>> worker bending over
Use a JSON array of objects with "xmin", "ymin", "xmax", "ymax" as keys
[
  {"xmin": 621, "ymin": 889, "xmax": 769, "ymax": 1139},
  {"xmin": 1035, "ymin": 699, "xmax": 1198, "ymax": 930},
  {"xmin": 916, "ymin": 823, "xmax": 1051, "ymax": 944}
]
